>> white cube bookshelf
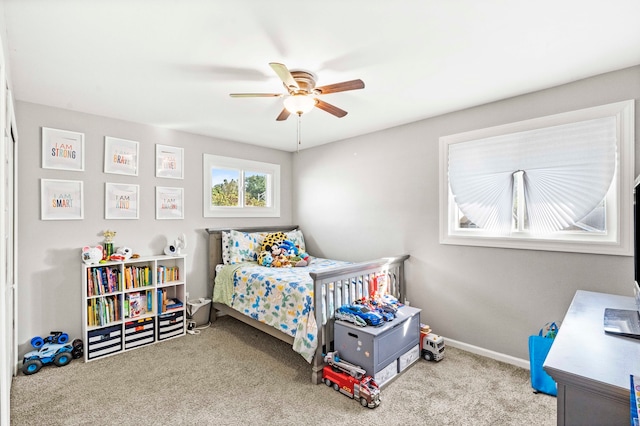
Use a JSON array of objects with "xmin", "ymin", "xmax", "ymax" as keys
[{"xmin": 82, "ymin": 255, "xmax": 186, "ymax": 361}]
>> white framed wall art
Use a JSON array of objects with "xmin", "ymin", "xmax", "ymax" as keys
[
  {"xmin": 104, "ymin": 136, "xmax": 139, "ymax": 176},
  {"xmin": 41, "ymin": 127, "xmax": 84, "ymax": 171},
  {"xmin": 105, "ymin": 182, "xmax": 140, "ymax": 219},
  {"xmin": 41, "ymin": 179, "xmax": 84, "ymax": 220},
  {"xmin": 155, "ymin": 186, "xmax": 184, "ymax": 219},
  {"xmin": 156, "ymin": 144, "xmax": 184, "ymax": 179}
]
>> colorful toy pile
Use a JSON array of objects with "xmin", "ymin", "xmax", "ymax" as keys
[
  {"xmin": 335, "ymin": 294, "xmax": 400, "ymax": 327},
  {"xmin": 256, "ymin": 232, "xmax": 309, "ymax": 268}
]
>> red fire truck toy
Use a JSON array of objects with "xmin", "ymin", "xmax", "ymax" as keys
[{"xmin": 322, "ymin": 351, "xmax": 381, "ymax": 408}]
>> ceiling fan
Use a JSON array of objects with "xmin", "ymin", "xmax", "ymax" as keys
[{"xmin": 230, "ymin": 62, "xmax": 365, "ymax": 121}]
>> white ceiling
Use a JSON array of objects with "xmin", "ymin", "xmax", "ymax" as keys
[{"xmin": 3, "ymin": 0, "xmax": 640, "ymax": 152}]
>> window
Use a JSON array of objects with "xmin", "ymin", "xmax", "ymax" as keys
[
  {"xmin": 203, "ymin": 154, "xmax": 280, "ymax": 218},
  {"xmin": 439, "ymin": 100, "xmax": 634, "ymax": 255}
]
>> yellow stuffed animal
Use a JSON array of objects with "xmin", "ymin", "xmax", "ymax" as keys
[{"xmin": 261, "ymin": 232, "xmax": 287, "ymax": 252}]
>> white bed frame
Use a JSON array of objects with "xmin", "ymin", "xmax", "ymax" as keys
[{"xmin": 207, "ymin": 226, "xmax": 409, "ymax": 384}]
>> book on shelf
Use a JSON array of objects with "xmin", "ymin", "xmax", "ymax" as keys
[
  {"xmin": 87, "ymin": 269, "xmax": 93, "ymax": 297},
  {"xmin": 127, "ymin": 292, "xmax": 143, "ymax": 318},
  {"xmin": 165, "ymin": 298, "xmax": 183, "ymax": 310},
  {"xmin": 147, "ymin": 289, "xmax": 153, "ymax": 312},
  {"xmin": 87, "ymin": 266, "xmax": 120, "ymax": 296},
  {"xmin": 155, "ymin": 287, "xmax": 183, "ymax": 313},
  {"xmin": 87, "ymin": 295, "xmax": 120, "ymax": 327},
  {"xmin": 157, "ymin": 265, "xmax": 179, "ymax": 284},
  {"xmin": 124, "ymin": 265, "xmax": 151, "ymax": 289}
]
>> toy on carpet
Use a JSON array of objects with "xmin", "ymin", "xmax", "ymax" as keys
[
  {"xmin": 71, "ymin": 338, "xmax": 84, "ymax": 359},
  {"xmin": 322, "ymin": 351, "xmax": 381, "ymax": 408},
  {"xmin": 419, "ymin": 323, "xmax": 445, "ymax": 362},
  {"xmin": 23, "ymin": 331, "xmax": 74, "ymax": 375}
]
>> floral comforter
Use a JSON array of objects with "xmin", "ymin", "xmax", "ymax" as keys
[{"xmin": 213, "ymin": 257, "xmax": 350, "ymax": 363}]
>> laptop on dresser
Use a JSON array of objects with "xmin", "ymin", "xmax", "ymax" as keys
[{"xmin": 603, "ymin": 281, "xmax": 640, "ymax": 338}]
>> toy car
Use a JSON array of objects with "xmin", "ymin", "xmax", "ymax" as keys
[
  {"xmin": 370, "ymin": 298, "xmax": 398, "ymax": 315},
  {"xmin": 337, "ymin": 304, "xmax": 383, "ymax": 327},
  {"xmin": 374, "ymin": 308, "xmax": 394, "ymax": 322},
  {"xmin": 30, "ymin": 331, "xmax": 69, "ymax": 348},
  {"xmin": 22, "ymin": 342, "xmax": 73, "ymax": 375},
  {"xmin": 355, "ymin": 297, "xmax": 396, "ymax": 321},
  {"xmin": 335, "ymin": 308, "xmax": 367, "ymax": 327},
  {"xmin": 380, "ymin": 294, "xmax": 401, "ymax": 306}
]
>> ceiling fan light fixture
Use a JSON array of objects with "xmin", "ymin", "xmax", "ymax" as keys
[{"xmin": 283, "ymin": 94, "xmax": 316, "ymax": 115}]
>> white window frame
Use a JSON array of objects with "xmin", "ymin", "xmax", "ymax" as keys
[
  {"xmin": 439, "ymin": 100, "xmax": 635, "ymax": 256},
  {"xmin": 203, "ymin": 154, "xmax": 280, "ymax": 218}
]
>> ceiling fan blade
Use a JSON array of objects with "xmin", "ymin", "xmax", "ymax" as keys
[
  {"xmin": 229, "ymin": 93, "xmax": 282, "ymax": 98},
  {"xmin": 315, "ymin": 79, "xmax": 364, "ymax": 95},
  {"xmin": 315, "ymin": 99, "xmax": 348, "ymax": 118},
  {"xmin": 276, "ymin": 108, "xmax": 291, "ymax": 121},
  {"xmin": 269, "ymin": 62, "xmax": 299, "ymax": 91}
]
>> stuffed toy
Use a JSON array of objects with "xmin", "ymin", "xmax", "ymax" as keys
[
  {"xmin": 293, "ymin": 248, "xmax": 310, "ymax": 267},
  {"xmin": 270, "ymin": 244, "xmax": 284, "ymax": 257},
  {"xmin": 109, "ymin": 246, "xmax": 133, "ymax": 261},
  {"xmin": 260, "ymin": 232, "xmax": 287, "ymax": 253},
  {"xmin": 258, "ymin": 251, "xmax": 273, "ymax": 267},
  {"xmin": 279, "ymin": 240, "xmax": 297, "ymax": 255},
  {"xmin": 289, "ymin": 255, "xmax": 307, "ymax": 267},
  {"xmin": 258, "ymin": 235, "xmax": 310, "ymax": 268},
  {"xmin": 272, "ymin": 253, "xmax": 291, "ymax": 268}
]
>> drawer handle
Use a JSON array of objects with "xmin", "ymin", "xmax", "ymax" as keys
[{"xmin": 347, "ymin": 332, "xmax": 358, "ymax": 339}]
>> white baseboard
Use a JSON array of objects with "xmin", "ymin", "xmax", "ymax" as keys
[{"xmin": 443, "ymin": 337, "xmax": 530, "ymax": 370}]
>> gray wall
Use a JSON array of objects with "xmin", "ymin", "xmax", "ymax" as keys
[
  {"xmin": 16, "ymin": 102, "xmax": 293, "ymax": 354},
  {"xmin": 293, "ymin": 66, "xmax": 640, "ymax": 361}
]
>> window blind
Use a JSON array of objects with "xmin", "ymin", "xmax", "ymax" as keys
[{"xmin": 448, "ymin": 116, "xmax": 617, "ymax": 235}]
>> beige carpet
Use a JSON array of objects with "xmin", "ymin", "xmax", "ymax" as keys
[{"xmin": 10, "ymin": 316, "xmax": 555, "ymax": 425}]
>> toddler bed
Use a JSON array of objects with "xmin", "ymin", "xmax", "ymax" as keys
[{"xmin": 206, "ymin": 226, "xmax": 409, "ymax": 384}]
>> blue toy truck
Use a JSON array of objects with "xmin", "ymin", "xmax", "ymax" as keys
[{"xmin": 22, "ymin": 331, "xmax": 74, "ymax": 375}]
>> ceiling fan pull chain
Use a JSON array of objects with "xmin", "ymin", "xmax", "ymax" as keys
[{"xmin": 296, "ymin": 113, "xmax": 302, "ymax": 153}]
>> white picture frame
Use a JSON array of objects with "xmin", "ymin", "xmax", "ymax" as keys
[
  {"xmin": 41, "ymin": 127, "xmax": 85, "ymax": 171},
  {"xmin": 41, "ymin": 179, "xmax": 84, "ymax": 220},
  {"xmin": 155, "ymin": 144, "xmax": 184, "ymax": 179},
  {"xmin": 105, "ymin": 183, "xmax": 140, "ymax": 219},
  {"xmin": 104, "ymin": 136, "xmax": 139, "ymax": 176},
  {"xmin": 156, "ymin": 186, "xmax": 184, "ymax": 220}
]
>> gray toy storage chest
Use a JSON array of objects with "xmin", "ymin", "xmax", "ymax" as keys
[{"xmin": 334, "ymin": 305, "xmax": 421, "ymax": 385}]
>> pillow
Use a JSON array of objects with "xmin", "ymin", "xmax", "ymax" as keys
[
  {"xmin": 221, "ymin": 231, "xmax": 231, "ymax": 265},
  {"xmin": 286, "ymin": 229, "xmax": 306, "ymax": 252},
  {"xmin": 228, "ymin": 230, "xmax": 261, "ymax": 264}
]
